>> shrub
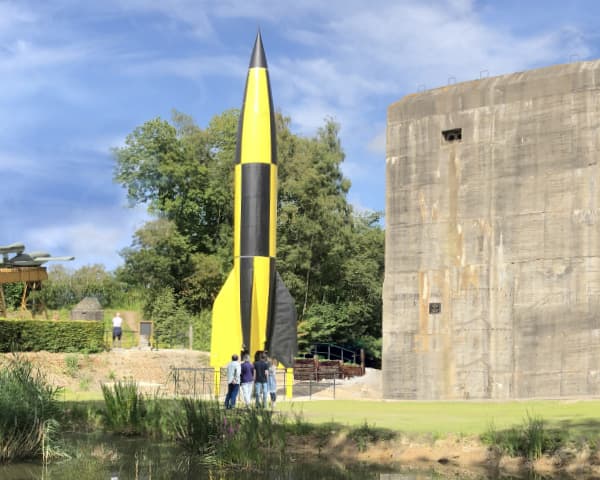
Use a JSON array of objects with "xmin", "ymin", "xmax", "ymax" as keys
[
  {"xmin": 0, "ymin": 319, "xmax": 104, "ymax": 353},
  {"xmin": 65, "ymin": 355, "xmax": 79, "ymax": 377},
  {"xmin": 348, "ymin": 421, "xmax": 396, "ymax": 452},
  {"xmin": 481, "ymin": 412, "xmax": 566, "ymax": 460}
]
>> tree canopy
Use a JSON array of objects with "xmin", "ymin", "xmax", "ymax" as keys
[{"xmin": 113, "ymin": 110, "xmax": 384, "ymax": 363}]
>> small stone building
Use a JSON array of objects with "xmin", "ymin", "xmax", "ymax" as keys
[{"xmin": 70, "ymin": 297, "xmax": 103, "ymax": 321}]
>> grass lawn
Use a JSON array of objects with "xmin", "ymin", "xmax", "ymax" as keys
[
  {"xmin": 277, "ymin": 400, "xmax": 600, "ymax": 438},
  {"xmin": 61, "ymin": 389, "xmax": 104, "ymax": 401},
  {"xmin": 59, "ymin": 389, "xmax": 600, "ymax": 440}
]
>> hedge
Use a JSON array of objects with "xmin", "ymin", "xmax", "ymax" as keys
[{"xmin": 0, "ymin": 319, "xmax": 105, "ymax": 353}]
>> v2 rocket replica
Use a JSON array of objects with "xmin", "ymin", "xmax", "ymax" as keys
[{"xmin": 210, "ymin": 32, "xmax": 297, "ymax": 368}]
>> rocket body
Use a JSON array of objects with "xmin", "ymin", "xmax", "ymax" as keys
[{"xmin": 210, "ymin": 32, "xmax": 297, "ymax": 368}]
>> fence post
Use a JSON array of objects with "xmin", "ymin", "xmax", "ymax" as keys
[
  {"xmin": 360, "ymin": 349, "xmax": 365, "ymax": 374},
  {"xmin": 193, "ymin": 369, "xmax": 197, "ymax": 398},
  {"xmin": 333, "ymin": 376, "xmax": 336, "ymax": 400},
  {"xmin": 285, "ymin": 368, "xmax": 294, "ymax": 399},
  {"xmin": 213, "ymin": 368, "xmax": 221, "ymax": 399}
]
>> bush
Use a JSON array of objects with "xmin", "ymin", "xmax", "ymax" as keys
[
  {"xmin": 347, "ymin": 421, "xmax": 395, "ymax": 452},
  {"xmin": 481, "ymin": 413, "xmax": 566, "ymax": 460},
  {"xmin": 0, "ymin": 319, "xmax": 104, "ymax": 353}
]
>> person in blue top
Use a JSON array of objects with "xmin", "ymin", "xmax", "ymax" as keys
[
  {"xmin": 267, "ymin": 357, "xmax": 278, "ymax": 408},
  {"xmin": 224, "ymin": 354, "xmax": 241, "ymax": 409}
]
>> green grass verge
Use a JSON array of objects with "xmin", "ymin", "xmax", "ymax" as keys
[
  {"xmin": 276, "ymin": 400, "xmax": 600, "ymax": 438},
  {"xmin": 58, "ymin": 395, "xmax": 600, "ymax": 442}
]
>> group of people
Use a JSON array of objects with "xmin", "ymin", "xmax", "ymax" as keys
[{"xmin": 224, "ymin": 352, "xmax": 278, "ymax": 409}]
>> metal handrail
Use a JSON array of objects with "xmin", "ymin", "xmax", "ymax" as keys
[{"xmin": 309, "ymin": 343, "xmax": 360, "ymax": 365}]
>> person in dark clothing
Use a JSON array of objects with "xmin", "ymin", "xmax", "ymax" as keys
[
  {"xmin": 253, "ymin": 352, "xmax": 269, "ymax": 407},
  {"xmin": 240, "ymin": 354, "xmax": 255, "ymax": 407}
]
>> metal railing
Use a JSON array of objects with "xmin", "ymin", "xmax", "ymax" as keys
[
  {"xmin": 169, "ymin": 367, "xmax": 341, "ymax": 400},
  {"xmin": 309, "ymin": 343, "xmax": 360, "ymax": 364}
]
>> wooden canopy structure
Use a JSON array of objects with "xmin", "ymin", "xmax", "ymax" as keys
[{"xmin": 0, "ymin": 267, "xmax": 48, "ymax": 317}]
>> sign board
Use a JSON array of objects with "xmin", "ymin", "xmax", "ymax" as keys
[{"xmin": 140, "ymin": 321, "xmax": 152, "ymax": 337}]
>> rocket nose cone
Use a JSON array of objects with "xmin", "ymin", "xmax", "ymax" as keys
[{"xmin": 249, "ymin": 31, "xmax": 268, "ymax": 68}]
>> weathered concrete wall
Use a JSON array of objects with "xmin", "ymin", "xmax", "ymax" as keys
[{"xmin": 383, "ymin": 60, "xmax": 600, "ymax": 399}]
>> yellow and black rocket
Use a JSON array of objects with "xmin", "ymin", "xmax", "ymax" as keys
[{"xmin": 210, "ymin": 32, "xmax": 297, "ymax": 368}]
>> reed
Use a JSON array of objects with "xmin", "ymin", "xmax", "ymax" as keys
[
  {"xmin": 0, "ymin": 354, "xmax": 63, "ymax": 463},
  {"xmin": 481, "ymin": 412, "xmax": 566, "ymax": 460},
  {"xmin": 101, "ymin": 380, "xmax": 147, "ymax": 435},
  {"xmin": 172, "ymin": 399, "xmax": 286, "ymax": 468}
]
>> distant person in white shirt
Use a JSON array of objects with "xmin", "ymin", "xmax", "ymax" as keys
[{"xmin": 112, "ymin": 312, "xmax": 123, "ymax": 347}]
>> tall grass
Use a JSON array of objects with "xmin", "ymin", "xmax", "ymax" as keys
[
  {"xmin": 172, "ymin": 399, "xmax": 285, "ymax": 468},
  {"xmin": 481, "ymin": 412, "xmax": 566, "ymax": 460},
  {"xmin": 101, "ymin": 380, "xmax": 147, "ymax": 435},
  {"xmin": 0, "ymin": 354, "xmax": 64, "ymax": 463}
]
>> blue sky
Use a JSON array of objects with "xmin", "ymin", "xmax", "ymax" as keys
[{"xmin": 1, "ymin": 0, "xmax": 598, "ymax": 270}]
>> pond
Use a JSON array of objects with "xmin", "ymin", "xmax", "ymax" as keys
[{"xmin": 0, "ymin": 435, "xmax": 403, "ymax": 480}]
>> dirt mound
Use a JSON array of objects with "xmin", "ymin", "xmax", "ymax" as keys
[
  {"xmin": 1, "ymin": 350, "xmax": 383, "ymax": 400},
  {"xmin": 3, "ymin": 349, "xmax": 210, "ymax": 396}
]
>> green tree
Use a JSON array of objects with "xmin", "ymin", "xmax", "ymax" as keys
[
  {"xmin": 31, "ymin": 265, "xmax": 127, "ymax": 310},
  {"xmin": 117, "ymin": 219, "xmax": 193, "ymax": 299},
  {"xmin": 113, "ymin": 110, "xmax": 385, "ymax": 361},
  {"xmin": 1, "ymin": 283, "xmax": 25, "ymax": 311},
  {"xmin": 113, "ymin": 110, "xmax": 237, "ymax": 254},
  {"xmin": 147, "ymin": 287, "xmax": 190, "ymax": 347}
]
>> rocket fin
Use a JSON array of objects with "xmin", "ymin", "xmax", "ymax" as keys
[
  {"xmin": 210, "ymin": 266, "xmax": 243, "ymax": 367},
  {"xmin": 266, "ymin": 271, "xmax": 297, "ymax": 368}
]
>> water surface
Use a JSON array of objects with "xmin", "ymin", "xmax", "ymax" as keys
[{"xmin": 0, "ymin": 435, "xmax": 401, "ymax": 480}]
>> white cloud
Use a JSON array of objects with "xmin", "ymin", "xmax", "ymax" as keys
[
  {"xmin": 368, "ymin": 129, "xmax": 386, "ymax": 155},
  {"xmin": 23, "ymin": 205, "xmax": 149, "ymax": 271},
  {"xmin": 285, "ymin": 99, "xmax": 340, "ymax": 135},
  {"xmin": 0, "ymin": 40, "xmax": 85, "ymax": 73},
  {"xmin": 123, "ymin": 54, "xmax": 243, "ymax": 79},
  {"xmin": 69, "ymin": 134, "xmax": 128, "ymax": 156},
  {"xmin": 0, "ymin": 3, "xmax": 37, "ymax": 37},
  {"xmin": 112, "ymin": 0, "xmax": 216, "ymax": 38},
  {"xmin": 0, "ymin": 151, "xmax": 40, "ymax": 173}
]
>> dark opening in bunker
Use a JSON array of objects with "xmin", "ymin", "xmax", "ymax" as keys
[
  {"xmin": 442, "ymin": 128, "xmax": 462, "ymax": 142},
  {"xmin": 429, "ymin": 303, "xmax": 441, "ymax": 314}
]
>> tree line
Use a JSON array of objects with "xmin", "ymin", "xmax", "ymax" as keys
[{"xmin": 7, "ymin": 109, "xmax": 385, "ymax": 363}]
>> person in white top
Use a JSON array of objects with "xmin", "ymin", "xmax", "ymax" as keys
[{"xmin": 112, "ymin": 312, "xmax": 123, "ymax": 347}]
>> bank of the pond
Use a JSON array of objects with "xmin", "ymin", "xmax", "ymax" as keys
[
  {"xmin": 287, "ymin": 428, "xmax": 600, "ymax": 479},
  {"xmin": 8, "ymin": 350, "xmax": 600, "ymax": 478},
  {"xmin": 277, "ymin": 400, "xmax": 600, "ymax": 479},
  {"xmin": 65, "ymin": 398, "xmax": 600, "ymax": 480}
]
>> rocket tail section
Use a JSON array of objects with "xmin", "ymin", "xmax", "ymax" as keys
[
  {"xmin": 266, "ymin": 271, "xmax": 297, "ymax": 368},
  {"xmin": 210, "ymin": 267, "xmax": 243, "ymax": 367}
]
